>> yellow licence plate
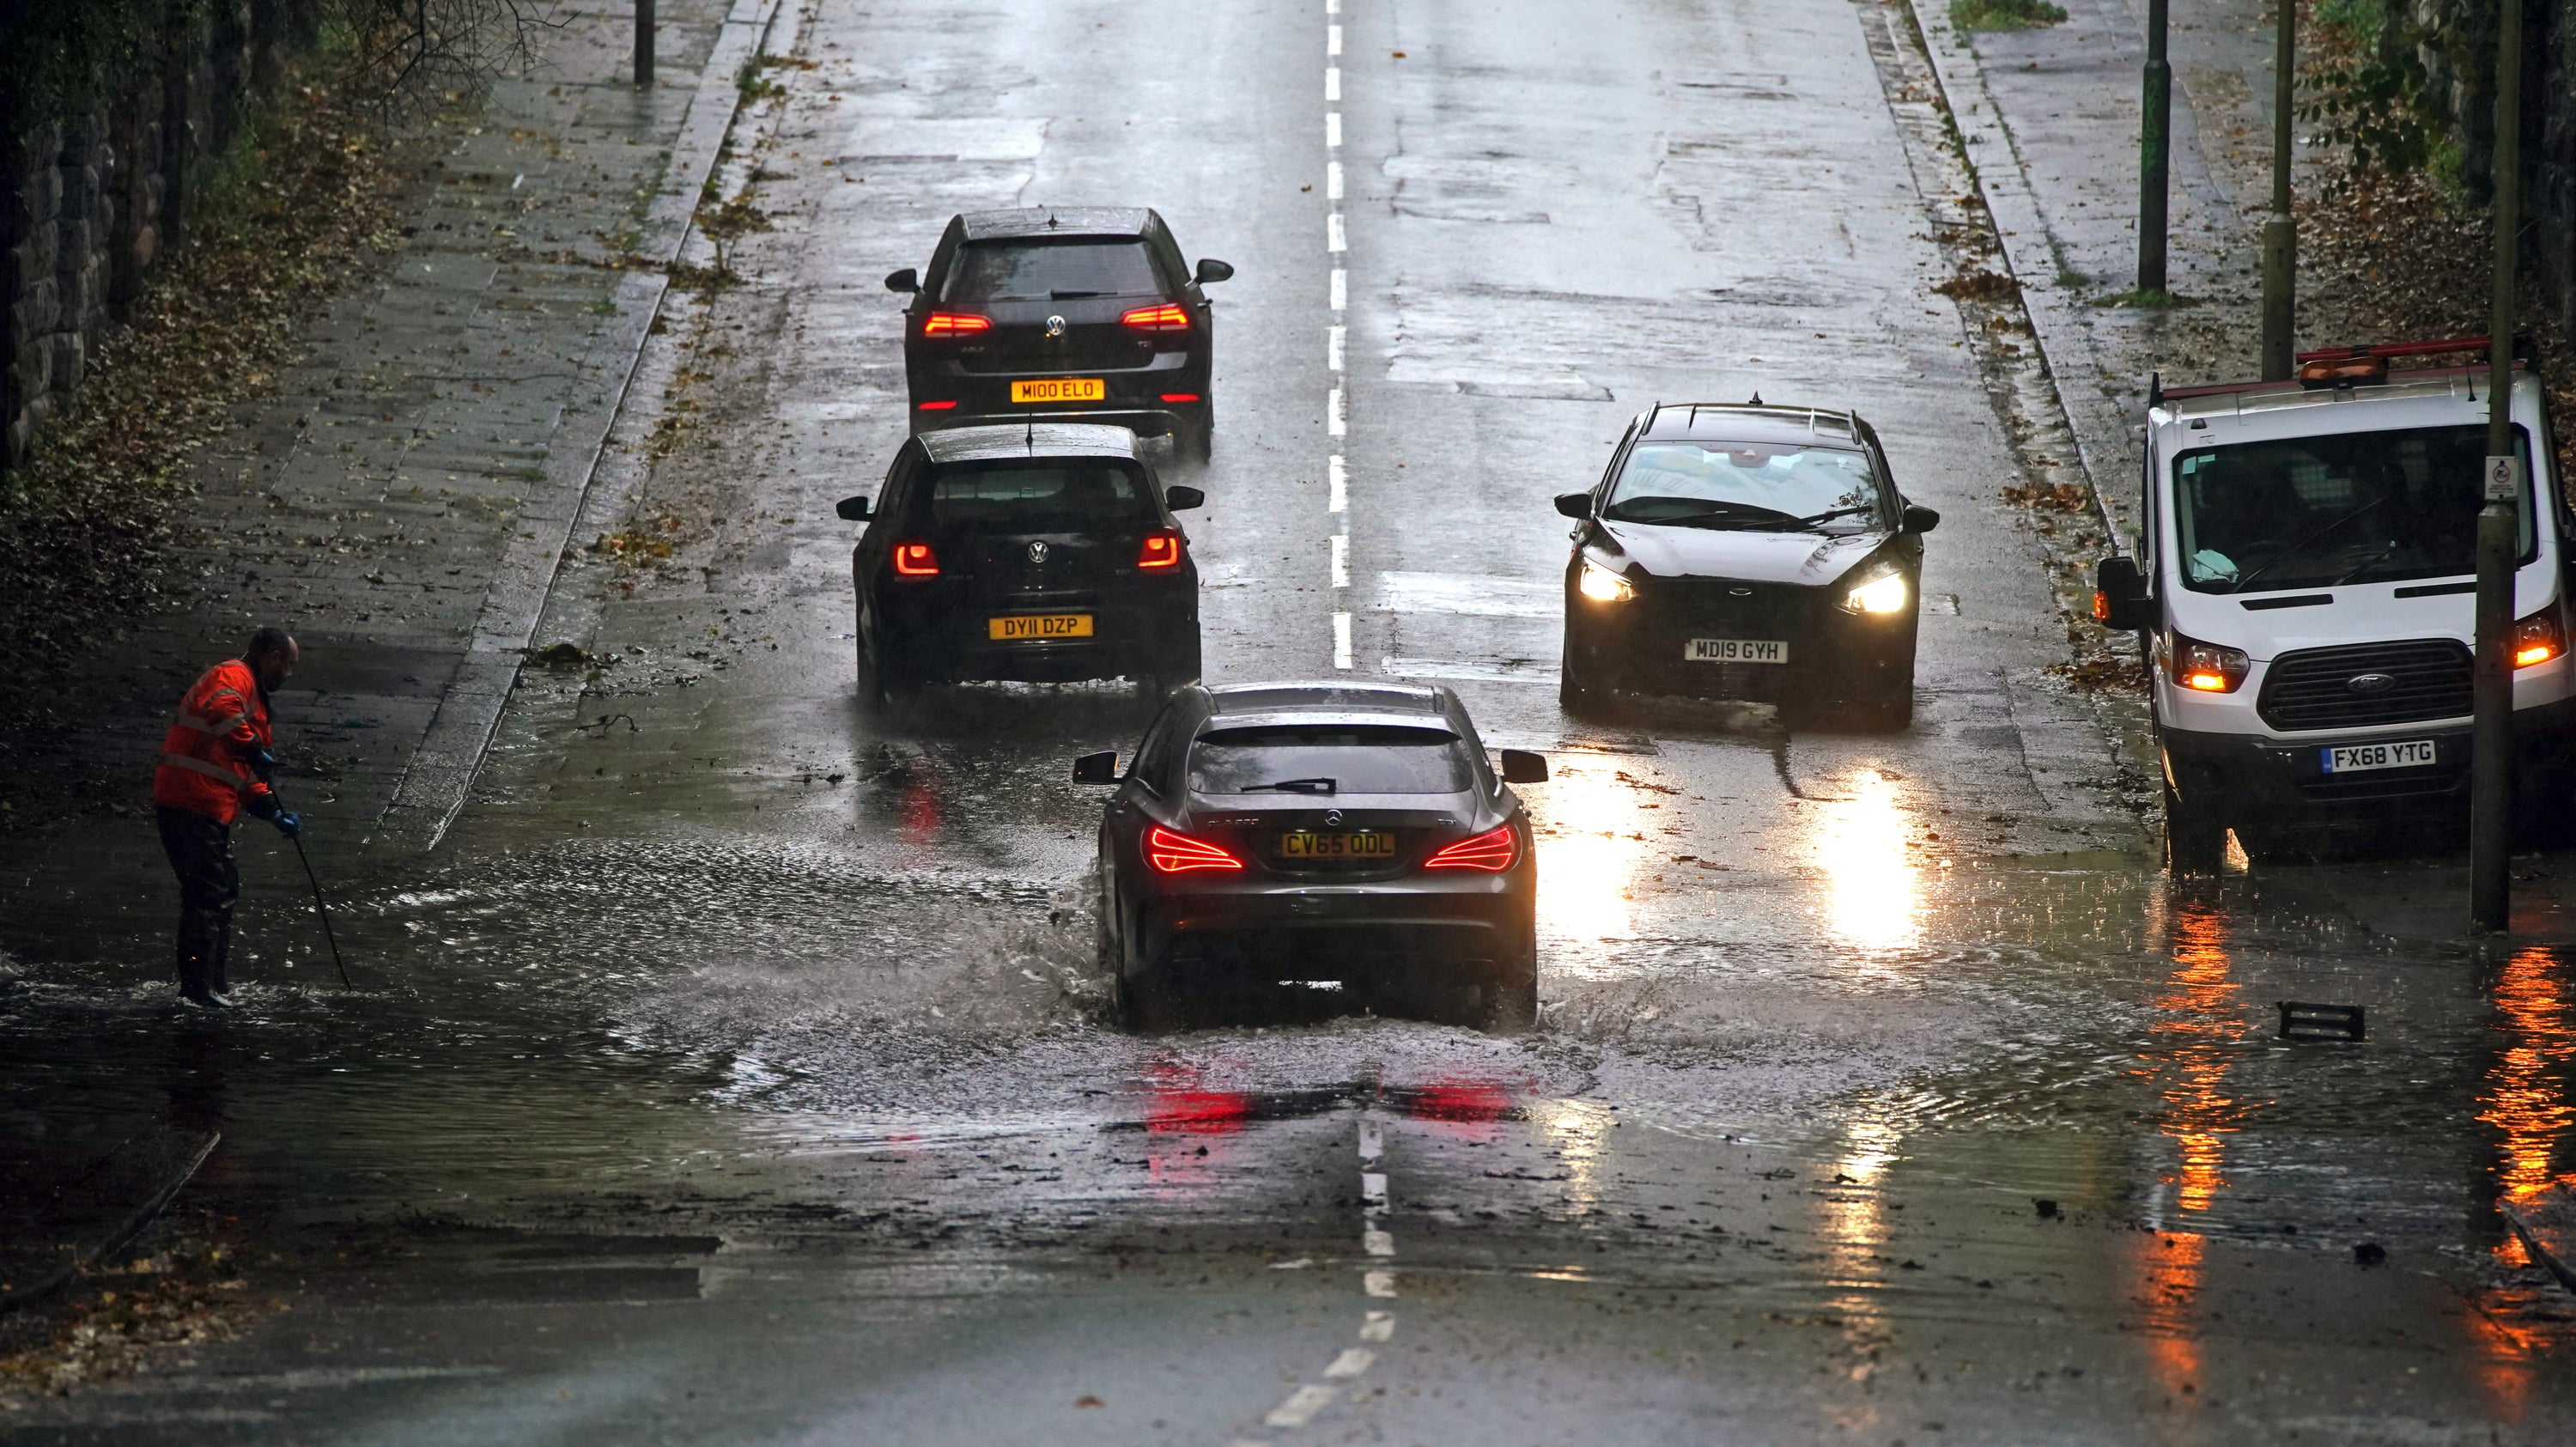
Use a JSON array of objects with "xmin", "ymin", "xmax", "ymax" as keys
[
  {"xmin": 1279, "ymin": 831, "xmax": 1397, "ymax": 860},
  {"xmin": 988, "ymin": 613, "xmax": 1094, "ymax": 641},
  {"xmin": 1011, "ymin": 377, "xmax": 1105, "ymax": 404}
]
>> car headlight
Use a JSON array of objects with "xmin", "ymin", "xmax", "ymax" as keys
[
  {"xmin": 2166, "ymin": 633, "xmax": 2251, "ymax": 692},
  {"xmin": 2514, "ymin": 605, "xmax": 2565, "ymax": 668},
  {"xmin": 1839, "ymin": 567, "xmax": 1910, "ymax": 616},
  {"xmin": 1577, "ymin": 557, "xmax": 1635, "ymax": 604}
]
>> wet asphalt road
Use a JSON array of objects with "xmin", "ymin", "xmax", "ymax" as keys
[{"xmin": 6, "ymin": 0, "xmax": 2576, "ymax": 1440}]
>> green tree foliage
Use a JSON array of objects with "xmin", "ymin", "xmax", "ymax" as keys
[
  {"xmin": 1951, "ymin": 0, "xmax": 2067, "ymax": 30},
  {"xmin": 2300, "ymin": 0, "xmax": 2467, "ymax": 192}
]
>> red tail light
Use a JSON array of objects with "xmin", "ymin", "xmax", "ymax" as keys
[
  {"xmin": 1159, "ymin": 392, "xmax": 1201, "ymax": 404},
  {"xmin": 1145, "ymin": 825, "xmax": 1242, "ymax": 874},
  {"xmin": 1121, "ymin": 302, "xmax": 1192, "ymax": 331},
  {"xmin": 920, "ymin": 312, "xmax": 991, "ymax": 338},
  {"xmin": 1137, "ymin": 530, "xmax": 1183, "ymax": 569},
  {"xmin": 891, "ymin": 540, "xmax": 939, "ymax": 577},
  {"xmin": 1425, "ymin": 824, "xmax": 1517, "ymax": 872},
  {"xmin": 916, "ymin": 399, "xmax": 958, "ymax": 411}
]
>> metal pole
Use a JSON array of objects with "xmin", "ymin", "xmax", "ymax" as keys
[
  {"xmin": 2471, "ymin": 0, "xmax": 2526, "ymax": 932},
  {"xmin": 2258, "ymin": 0, "xmax": 2297, "ymax": 379},
  {"xmin": 289, "ymin": 834, "xmax": 354, "ymax": 988},
  {"xmin": 2139, "ymin": 0, "xmax": 2171, "ymax": 294},
  {"xmin": 635, "ymin": 0, "xmax": 654, "ymax": 88}
]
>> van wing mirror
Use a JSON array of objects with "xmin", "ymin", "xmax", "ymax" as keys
[
  {"xmin": 1901, "ymin": 503, "xmax": 1941, "ymax": 533},
  {"xmin": 1498, "ymin": 749, "xmax": 1550, "ymax": 784},
  {"xmin": 1072, "ymin": 751, "xmax": 1120, "ymax": 784},
  {"xmin": 1194, "ymin": 258, "xmax": 1235, "ymax": 284},
  {"xmin": 2093, "ymin": 556, "xmax": 2153, "ymax": 631},
  {"xmin": 1163, "ymin": 484, "xmax": 1206, "ymax": 511},
  {"xmin": 835, "ymin": 495, "xmax": 871, "ymax": 521},
  {"xmin": 884, "ymin": 267, "xmax": 920, "ymax": 294},
  {"xmin": 1554, "ymin": 492, "xmax": 1593, "ymax": 520}
]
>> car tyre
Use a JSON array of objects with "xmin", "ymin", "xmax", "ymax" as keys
[
  {"xmin": 1558, "ymin": 638, "xmax": 1602, "ymax": 718},
  {"xmin": 1480, "ymin": 933, "xmax": 1539, "ymax": 1032},
  {"xmin": 1852, "ymin": 675, "xmax": 1914, "ymax": 733},
  {"xmin": 855, "ymin": 632, "xmax": 889, "ymax": 709},
  {"xmin": 2163, "ymin": 775, "xmax": 2228, "ymax": 873},
  {"xmin": 1143, "ymin": 630, "xmax": 1203, "ymax": 699}
]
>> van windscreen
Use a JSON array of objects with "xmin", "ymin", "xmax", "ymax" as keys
[{"xmin": 2171, "ymin": 424, "xmax": 2535, "ymax": 593}]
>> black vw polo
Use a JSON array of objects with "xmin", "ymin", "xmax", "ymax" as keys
[
  {"xmin": 1075, "ymin": 681, "xmax": 1548, "ymax": 1031},
  {"xmin": 1556, "ymin": 403, "xmax": 1939, "ymax": 729},
  {"xmin": 885, "ymin": 207, "xmax": 1232, "ymax": 457},
  {"xmin": 836, "ymin": 423, "xmax": 1202, "ymax": 703}
]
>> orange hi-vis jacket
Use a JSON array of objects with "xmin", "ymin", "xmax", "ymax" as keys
[{"xmin": 152, "ymin": 659, "xmax": 278, "ymax": 825}]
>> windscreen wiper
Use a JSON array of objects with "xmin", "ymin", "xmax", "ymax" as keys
[
  {"xmin": 1608, "ymin": 499, "xmax": 1796, "ymax": 527},
  {"xmin": 2229, "ymin": 496, "xmax": 2385, "ymax": 593},
  {"xmin": 1049, "ymin": 289, "xmax": 1109, "ymax": 300},
  {"xmin": 1747, "ymin": 504, "xmax": 1877, "ymax": 531},
  {"xmin": 1241, "ymin": 777, "xmax": 1338, "ymax": 794}
]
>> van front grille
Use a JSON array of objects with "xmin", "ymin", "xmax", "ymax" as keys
[{"xmin": 2256, "ymin": 639, "xmax": 2472, "ymax": 733}]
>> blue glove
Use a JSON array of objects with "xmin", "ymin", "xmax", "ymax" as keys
[
  {"xmin": 273, "ymin": 811, "xmax": 302, "ymax": 840},
  {"xmin": 249, "ymin": 748, "xmax": 279, "ymax": 780}
]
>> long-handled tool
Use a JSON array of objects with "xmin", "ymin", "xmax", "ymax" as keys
[{"xmin": 288, "ymin": 830, "xmax": 354, "ymax": 989}]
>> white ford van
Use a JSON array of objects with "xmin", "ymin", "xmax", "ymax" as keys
[{"xmin": 2093, "ymin": 339, "xmax": 2576, "ymax": 869}]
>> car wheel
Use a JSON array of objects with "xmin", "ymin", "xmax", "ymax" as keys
[
  {"xmin": 2163, "ymin": 775, "xmax": 2228, "ymax": 873},
  {"xmin": 1480, "ymin": 933, "xmax": 1539, "ymax": 1032},
  {"xmin": 1558, "ymin": 637, "xmax": 1601, "ymax": 717},
  {"xmin": 1145, "ymin": 631, "xmax": 1203, "ymax": 697},
  {"xmin": 1183, "ymin": 403, "xmax": 1214, "ymax": 462},
  {"xmin": 1853, "ymin": 676, "xmax": 1914, "ymax": 733},
  {"xmin": 856, "ymin": 631, "xmax": 888, "ymax": 709}
]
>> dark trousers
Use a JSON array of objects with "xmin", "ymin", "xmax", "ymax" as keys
[{"xmin": 155, "ymin": 806, "xmax": 237, "ymax": 997}]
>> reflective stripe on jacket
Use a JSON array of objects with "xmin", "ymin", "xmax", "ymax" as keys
[{"xmin": 151, "ymin": 660, "xmax": 276, "ymax": 824}]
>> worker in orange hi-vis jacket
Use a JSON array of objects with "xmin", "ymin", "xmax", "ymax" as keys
[{"xmin": 151, "ymin": 627, "xmax": 302, "ymax": 1008}]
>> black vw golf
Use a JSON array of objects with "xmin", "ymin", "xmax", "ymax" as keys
[
  {"xmin": 1076, "ymin": 682, "xmax": 1548, "ymax": 1031},
  {"xmin": 885, "ymin": 207, "xmax": 1232, "ymax": 457},
  {"xmin": 836, "ymin": 423, "xmax": 1202, "ymax": 702},
  {"xmin": 1557, "ymin": 403, "xmax": 1939, "ymax": 728}
]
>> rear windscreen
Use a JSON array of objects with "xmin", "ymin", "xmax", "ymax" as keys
[
  {"xmin": 943, "ymin": 240, "xmax": 1164, "ymax": 303},
  {"xmin": 927, "ymin": 462, "xmax": 1152, "ymax": 529},
  {"xmin": 1188, "ymin": 726, "xmax": 1473, "ymax": 796}
]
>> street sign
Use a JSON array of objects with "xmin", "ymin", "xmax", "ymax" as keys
[{"xmin": 2486, "ymin": 454, "xmax": 2524, "ymax": 502}]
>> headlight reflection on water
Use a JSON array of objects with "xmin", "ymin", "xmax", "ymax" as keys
[
  {"xmin": 1532, "ymin": 754, "xmax": 1642, "ymax": 955},
  {"xmin": 1814, "ymin": 772, "xmax": 1923, "ymax": 952}
]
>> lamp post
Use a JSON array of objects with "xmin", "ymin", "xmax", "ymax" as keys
[
  {"xmin": 2258, "ymin": 0, "xmax": 2296, "ymax": 379},
  {"xmin": 2139, "ymin": 0, "xmax": 2171, "ymax": 294},
  {"xmin": 635, "ymin": 0, "xmax": 655, "ymax": 88},
  {"xmin": 2470, "ymin": 0, "xmax": 2526, "ymax": 933}
]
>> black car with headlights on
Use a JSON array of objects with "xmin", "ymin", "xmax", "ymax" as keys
[
  {"xmin": 885, "ymin": 207, "xmax": 1232, "ymax": 458},
  {"xmin": 1556, "ymin": 403, "xmax": 1939, "ymax": 728},
  {"xmin": 1076, "ymin": 681, "xmax": 1548, "ymax": 1031},
  {"xmin": 835, "ymin": 423, "xmax": 1203, "ymax": 704}
]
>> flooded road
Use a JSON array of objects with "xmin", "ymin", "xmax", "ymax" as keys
[{"xmin": 6, "ymin": 0, "xmax": 2576, "ymax": 1438}]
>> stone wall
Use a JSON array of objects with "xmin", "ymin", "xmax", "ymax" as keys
[{"xmin": 0, "ymin": 0, "xmax": 301, "ymax": 477}]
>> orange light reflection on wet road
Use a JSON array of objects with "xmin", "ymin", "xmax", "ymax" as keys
[
  {"xmin": 1814, "ymin": 773, "xmax": 1921, "ymax": 951},
  {"xmin": 2480, "ymin": 945, "xmax": 2576, "ymax": 1210},
  {"xmin": 1533, "ymin": 754, "xmax": 1640, "ymax": 950}
]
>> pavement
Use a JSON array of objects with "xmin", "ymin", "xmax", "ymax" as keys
[{"xmin": 2, "ymin": 0, "xmax": 2574, "ymax": 1440}]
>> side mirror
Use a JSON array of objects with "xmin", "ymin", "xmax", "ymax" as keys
[
  {"xmin": 835, "ymin": 495, "xmax": 871, "ymax": 521},
  {"xmin": 2094, "ymin": 556, "xmax": 2154, "ymax": 631},
  {"xmin": 1901, "ymin": 504, "xmax": 1941, "ymax": 533},
  {"xmin": 1498, "ymin": 749, "xmax": 1550, "ymax": 784},
  {"xmin": 1554, "ymin": 492, "xmax": 1593, "ymax": 520},
  {"xmin": 1194, "ymin": 258, "xmax": 1235, "ymax": 285},
  {"xmin": 1072, "ymin": 751, "xmax": 1120, "ymax": 784},
  {"xmin": 884, "ymin": 267, "xmax": 920, "ymax": 294},
  {"xmin": 1163, "ymin": 484, "xmax": 1206, "ymax": 512}
]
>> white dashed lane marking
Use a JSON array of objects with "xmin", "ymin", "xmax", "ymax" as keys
[{"xmin": 1247, "ymin": 1104, "xmax": 1394, "ymax": 1441}]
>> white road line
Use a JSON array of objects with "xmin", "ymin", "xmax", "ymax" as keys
[
  {"xmin": 1364, "ymin": 1269, "xmax": 1396, "ymax": 1298},
  {"xmin": 1327, "ymin": 386, "xmax": 1346, "ymax": 437},
  {"xmin": 1323, "ymin": 1348, "xmax": 1377, "ymax": 1378},
  {"xmin": 1327, "ymin": 21, "xmax": 1342, "ymax": 53},
  {"xmin": 1327, "ymin": 325, "xmax": 1345, "ymax": 372},
  {"xmin": 1358, "ymin": 1119, "xmax": 1382, "ymax": 1158},
  {"xmin": 1362, "ymin": 1227, "xmax": 1394, "ymax": 1256},
  {"xmin": 1360, "ymin": 1170, "xmax": 1387, "ymax": 1204},
  {"xmin": 1360, "ymin": 1310, "xmax": 1396, "ymax": 1343},
  {"xmin": 1330, "ymin": 533, "xmax": 1350, "ymax": 588},
  {"xmin": 1326, "ymin": 112, "xmax": 1342, "ymax": 148},
  {"xmin": 1266, "ymin": 1384, "xmax": 1340, "ymax": 1429},
  {"xmin": 1330, "ymin": 266, "xmax": 1346, "ymax": 309},
  {"xmin": 1327, "ymin": 455, "xmax": 1346, "ymax": 512},
  {"xmin": 1327, "ymin": 161, "xmax": 1344, "ymax": 200},
  {"xmin": 1327, "ymin": 213, "xmax": 1346, "ymax": 252},
  {"xmin": 1333, "ymin": 611, "xmax": 1353, "ymax": 669},
  {"xmin": 1326, "ymin": 68, "xmax": 1341, "ymax": 100}
]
